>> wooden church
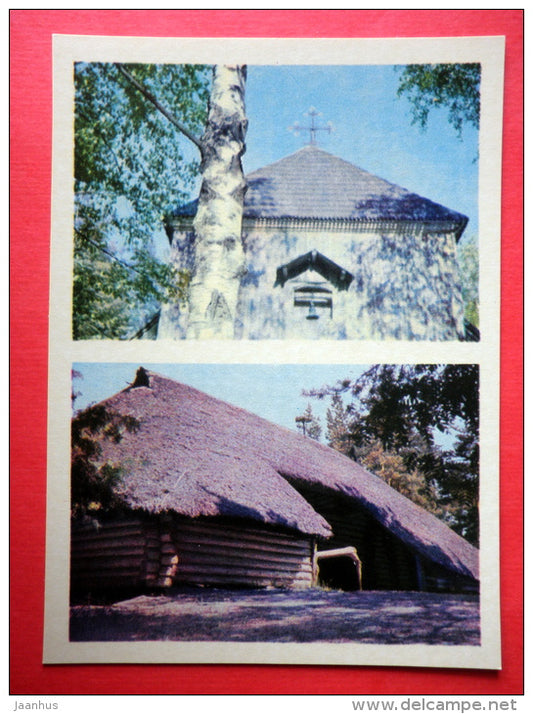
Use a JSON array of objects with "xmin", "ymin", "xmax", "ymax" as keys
[
  {"xmin": 155, "ymin": 143, "xmax": 472, "ymax": 341},
  {"xmin": 70, "ymin": 368, "xmax": 479, "ymax": 597}
]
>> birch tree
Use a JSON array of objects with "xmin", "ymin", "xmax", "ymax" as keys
[
  {"xmin": 74, "ymin": 62, "xmax": 248, "ymax": 340},
  {"xmin": 186, "ymin": 65, "xmax": 248, "ymax": 338}
]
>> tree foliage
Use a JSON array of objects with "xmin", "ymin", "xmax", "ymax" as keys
[
  {"xmin": 71, "ymin": 403, "xmax": 140, "ymax": 519},
  {"xmin": 397, "ymin": 63, "xmax": 480, "ymax": 137},
  {"xmin": 353, "ymin": 439, "xmax": 451, "ymax": 522},
  {"xmin": 295, "ymin": 403, "xmax": 322, "ymax": 441},
  {"xmin": 457, "ymin": 236, "xmax": 479, "ymax": 327},
  {"xmin": 325, "ymin": 392, "xmax": 351, "ymax": 453},
  {"xmin": 74, "ymin": 62, "xmax": 211, "ymax": 339},
  {"xmin": 310, "ymin": 364, "xmax": 479, "ymax": 545}
]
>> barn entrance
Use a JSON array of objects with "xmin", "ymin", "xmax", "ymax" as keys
[
  {"xmin": 315, "ymin": 547, "xmax": 362, "ymax": 591},
  {"xmin": 286, "ymin": 477, "xmax": 421, "ymax": 591}
]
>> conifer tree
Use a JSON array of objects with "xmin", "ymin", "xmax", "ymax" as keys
[{"xmin": 295, "ymin": 403, "xmax": 322, "ymax": 441}]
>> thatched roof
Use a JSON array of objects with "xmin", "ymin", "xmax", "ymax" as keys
[
  {"xmin": 85, "ymin": 368, "xmax": 478, "ymax": 582},
  {"xmin": 172, "ymin": 146, "xmax": 468, "ymax": 239}
]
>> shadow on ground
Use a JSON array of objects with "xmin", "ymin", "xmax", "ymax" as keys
[{"xmin": 70, "ymin": 588, "xmax": 480, "ymax": 645}]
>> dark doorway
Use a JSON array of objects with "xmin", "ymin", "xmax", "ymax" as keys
[{"xmin": 317, "ymin": 554, "xmax": 361, "ymax": 591}]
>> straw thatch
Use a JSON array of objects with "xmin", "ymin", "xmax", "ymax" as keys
[{"xmin": 83, "ymin": 368, "xmax": 478, "ymax": 583}]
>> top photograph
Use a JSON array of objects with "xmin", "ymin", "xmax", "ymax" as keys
[{"xmin": 73, "ymin": 62, "xmax": 480, "ymax": 341}]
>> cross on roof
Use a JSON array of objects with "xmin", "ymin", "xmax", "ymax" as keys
[{"xmin": 288, "ymin": 107, "xmax": 333, "ymax": 146}]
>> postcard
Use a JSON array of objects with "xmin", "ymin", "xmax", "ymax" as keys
[{"xmin": 44, "ymin": 34, "xmax": 504, "ymax": 668}]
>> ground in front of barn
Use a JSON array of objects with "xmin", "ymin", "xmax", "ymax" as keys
[{"xmin": 69, "ymin": 588, "xmax": 480, "ymax": 645}]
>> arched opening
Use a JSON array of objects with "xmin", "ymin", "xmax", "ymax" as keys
[{"xmin": 315, "ymin": 547, "xmax": 362, "ymax": 592}]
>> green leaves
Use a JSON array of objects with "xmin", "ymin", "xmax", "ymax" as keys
[
  {"xmin": 316, "ymin": 365, "xmax": 480, "ymax": 545},
  {"xmin": 457, "ymin": 236, "xmax": 479, "ymax": 327},
  {"xmin": 73, "ymin": 62, "xmax": 211, "ymax": 339},
  {"xmin": 397, "ymin": 63, "xmax": 480, "ymax": 138},
  {"xmin": 71, "ymin": 404, "xmax": 140, "ymax": 518}
]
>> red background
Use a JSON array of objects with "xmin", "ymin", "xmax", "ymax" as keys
[{"xmin": 9, "ymin": 10, "xmax": 523, "ymax": 695}]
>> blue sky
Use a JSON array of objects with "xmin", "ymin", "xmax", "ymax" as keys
[
  {"xmin": 156, "ymin": 63, "xmax": 478, "ymax": 258},
  {"xmin": 74, "ymin": 65, "xmax": 478, "ymax": 438},
  {"xmin": 72, "ymin": 363, "xmax": 368, "ymax": 438},
  {"xmin": 242, "ymin": 64, "xmax": 478, "ymax": 241}
]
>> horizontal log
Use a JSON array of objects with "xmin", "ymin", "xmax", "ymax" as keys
[
  {"xmin": 174, "ymin": 572, "xmax": 312, "ymax": 588},
  {"xmin": 144, "ymin": 558, "xmax": 161, "ymax": 570},
  {"xmin": 71, "ymin": 565, "xmax": 143, "ymax": 578},
  {"xmin": 71, "ymin": 539, "xmax": 146, "ymax": 554},
  {"xmin": 72, "ymin": 558, "xmax": 143, "ymax": 573},
  {"xmin": 72, "ymin": 576, "xmax": 144, "ymax": 589},
  {"xmin": 71, "ymin": 530, "xmax": 146, "ymax": 547},
  {"xmin": 175, "ymin": 520, "xmax": 310, "ymax": 551},
  {"xmin": 177, "ymin": 547, "xmax": 311, "ymax": 573},
  {"xmin": 144, "ymin": 526, "xmax": 160, "ymax": 536},
  {"xmin": 173, "ymin": 532, "xmax": 311, "ymax": 558},
  {"xmin": 177, "ymin": 541, "xmax": 311, "ymax": 564},
  {"xmin": 174, "ymin": 561, "xmax": 313, "ymax": 581},
  {"xmin": 73, "ymin": 548, "xmax": 146, "ymax": 562},
  {"xmin": 71, "ymin": 573, "xmax": 146, "ymax": 592},
  {"xmin": 72, "ymin": 521, "xmax": 145, "ymax": 537},
  {"xmin": 174, "ymin": 573, "xmax": 312, "ymax": 588},
  {"xmin": 73, "ymin": 570, "xmax": 143, "ymax": 582},
  {"xmin": 178, "ymin": 558, "xmax": 313, "ymax": 579},
  {"xmin": 175, "ymin": 541, "xmax": 311, "ymax": 566},
  {"xmin": 72, "ymin": 552, "xmax": 143, "ymax": 566},
  {"xmin": 315, "ymin": 546, "xmax": 361, "ymax": 562}
]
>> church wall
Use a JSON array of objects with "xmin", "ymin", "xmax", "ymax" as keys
[
  {"xmin": 236, "ymin": 221, "xmax": 465, "ymax": 341},
  {"xmin": 157, "ymin": 219, "xmax": 465, "ymax": 341}
]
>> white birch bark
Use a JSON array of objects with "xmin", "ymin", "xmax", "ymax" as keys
[{"xmin": 186, "ymin": 65, "xmax": 248, "ymax": 339}]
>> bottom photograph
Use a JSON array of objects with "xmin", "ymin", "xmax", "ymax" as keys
[{"xmin": 67, "ymin": 362, "xmax": 481, "ymax": 650}]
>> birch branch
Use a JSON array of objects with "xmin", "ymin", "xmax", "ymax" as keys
[{"xmin": 114, "ymin": 63, "xmax": 203, "ymax": 152}]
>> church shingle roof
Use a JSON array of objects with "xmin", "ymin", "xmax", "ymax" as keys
[{"xmin": 172, "ymin": 146, "xmax": 468, "ymax": 237}]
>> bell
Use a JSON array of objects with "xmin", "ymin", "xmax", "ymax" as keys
[{"xmin": 306, "ymin": 301, "xmax": 319, "ymax": 320}]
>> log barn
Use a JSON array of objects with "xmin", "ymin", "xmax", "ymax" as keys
[{"xmin": 71, "ymin": 368, "xmax": 479, "ymax": 597}]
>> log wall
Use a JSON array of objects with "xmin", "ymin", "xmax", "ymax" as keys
[
  {"xmin": 70, "ymin": 517, "xmax": 150, "ymax": 594},
  {"xmin": 419, "ymin": 559, "xmax": 479, "ymax": 594},
  {"xmin": 71, "ymin": 514, "xmax": 315, "ymax": 595},
  {"xmin": 70, "ymin": 509, "xmax": 476, "ymax": 596},
  {"xmin": 169, "ymin": 517, "xmax": 315, "ymax": 589}
]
